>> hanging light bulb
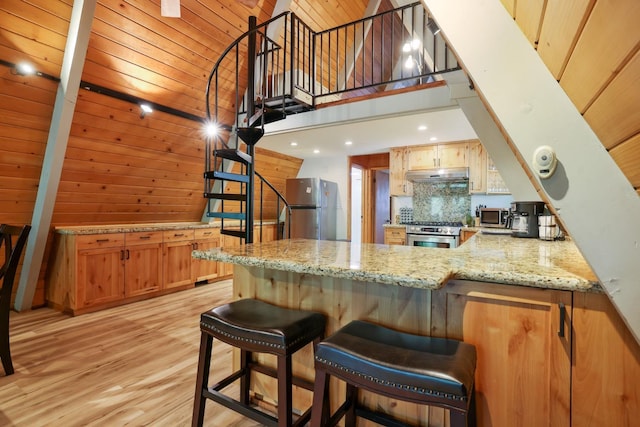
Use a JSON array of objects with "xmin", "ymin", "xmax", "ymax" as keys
[{"xmin": 405, "ymin": 55, "xmax": 414, "ymax": 69}]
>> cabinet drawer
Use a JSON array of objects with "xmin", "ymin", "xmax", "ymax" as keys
[
  {"xmin": 385, "ymin": 228, "xmax": 406, "ymax": 237},
  {"xmin": 163, "ymin": 229, "xmax": 195, "ymax": 242},
  {"xmin": 126, "ymin": 231, "xmax": 163, "ymax": 245},
  {"xmin": 194, "ymin": 228, "xmax": 219, "ymax": 240},
  {"xmin": 75, "ymin": 233, "xmax": 125, "ymax": 250}
]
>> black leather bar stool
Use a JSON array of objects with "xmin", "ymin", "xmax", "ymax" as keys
[
  {"xmin": 192, "ymin": 298, "xmax": 326, "ymax": 427},
  {"xmin": 310, "ymin": 320, "xmax": 477, "ymax": 427}
]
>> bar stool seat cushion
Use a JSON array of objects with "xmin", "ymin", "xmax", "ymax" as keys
[
  {"xmin": 201, "ymin": 298, "xmax": 326, "ymax": 356},
  {"xmin": 315, "ymin": 320, "xmax": 476, "ymax": 402}
]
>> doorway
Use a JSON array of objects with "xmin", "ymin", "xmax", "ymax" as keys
[
  {"xmin": 349, "ymin": 153, "xmax": 390, "ymax": 244},
  {"xmin": 350, "ymin": 166, "xmax": 363, "ymax": 244}
]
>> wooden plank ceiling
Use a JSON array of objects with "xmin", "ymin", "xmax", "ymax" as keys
[{"xmin": 0, "ymin": 0, "xmax": 639, "ymax": 307}]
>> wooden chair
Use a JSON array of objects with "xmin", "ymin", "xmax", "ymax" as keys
[{"xmin": 0, "ymin": 224, "xmax": 31, "ymax": 376}]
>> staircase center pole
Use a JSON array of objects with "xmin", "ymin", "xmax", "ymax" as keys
[{"xmin": 245, "ymin": 15, "xmax": 257, "ymax": 244}]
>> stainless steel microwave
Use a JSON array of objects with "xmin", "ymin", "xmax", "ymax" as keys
[{"xmin": 479, "ymin": 208, "xmax": 510, "ymax": 228}]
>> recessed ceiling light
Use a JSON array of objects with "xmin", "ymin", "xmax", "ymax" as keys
[
  {"xmin": 418, "ymin": 125, "xmax": 427, "ymax": 131},
  {"xmin": 345, "ymin": 141, "xmax": 352, "ymax": 145},
  {"xmin": 430, "ymin": 137, "xmax": 438, "ymax": 142},
  {"xmin": 290, "ymin": 142, "xmax": 298, "ymax": 146},
  {"xmin": 313, "ymin": 149, "xmax": 320, "ymax": 154}
]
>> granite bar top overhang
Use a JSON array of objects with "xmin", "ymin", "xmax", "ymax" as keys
[{"xmin": 193, "ymin": 234, "xmax": 600, "ymax": 292}]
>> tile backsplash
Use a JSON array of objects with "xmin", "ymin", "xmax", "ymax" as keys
[{"xmin": 412, "ymin": 181, "xmax": 471, "ymax": 222}]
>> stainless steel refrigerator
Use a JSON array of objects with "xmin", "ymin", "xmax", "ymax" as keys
[{"xmin": 286, "ymin": 178, "xmax": 338, "ymax": 240}]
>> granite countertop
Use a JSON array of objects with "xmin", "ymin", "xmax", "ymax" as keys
[
  {"xmin": 192, "ymin": 234, "xmax": 600, "ymax": 292},
  {"xmin": 55, "ymin": 220, "xmax": 281, "ymax": 235}
]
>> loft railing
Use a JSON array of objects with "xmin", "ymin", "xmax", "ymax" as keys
[{"xmin": 249, "ymin": 1, "xmax": 460, "ymax": 110}]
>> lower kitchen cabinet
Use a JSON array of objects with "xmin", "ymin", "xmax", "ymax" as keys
[
  {"xmin": 572, "ymin": 292, "xmax": 640, "ymax": 425},
  {"xmin": 384, "ymin": 226, "xmax": 406, "ymax": 245},
  {"xmin": 220, "ymin": 234, "xmax": 243, "ymax": 277},
  {"xmin": 48, "ymin": 225, "xmax": 232, "ymax": 315},
  {"xmin": 431, "ymin": 280, "xmax": 572, "ymax": 427},
  {"xmin": 192, "ymin": 228, "xmax": 220, "ymax": 283},
  {"xmin": 51, "ymin": 232, "xmax": 162, "ymax": 314},
  {"xmin": 162, "ymin": 229, "xmax": 196, "ymax": 290},
  {"xmin": 75, "ymin": 235, "xmax": 125, "ymax": 309},
  {"xmin": 459, "ymin": 229, "xmax": 477, "ymax": 245},
  {"xmin": 124, "ymin": 231, "xmax": 163, "ymax": 297}
]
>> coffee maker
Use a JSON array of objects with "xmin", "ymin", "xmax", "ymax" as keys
[{"xmin": 510, "ymin": 201, "xmax": 546, "ymax": 238}]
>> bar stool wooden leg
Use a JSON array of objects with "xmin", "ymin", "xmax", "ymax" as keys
[
  {"xmin": 277, "ymin": 354, "xmax": 293, "ymax": 427},
  {"xmin": 344, "ymin": 383, "xmax": 357, "ymax": 427},
  {"xmin": 192, "ymin": 332, "xmax": 212, "ymax": 427},
  {"xmin": 240, "ymin": 349, "xmax": 251, "ymax": 405},
  {"xmin": 310, "ymin": 368, "xmax": 328, "ymax": 427}
]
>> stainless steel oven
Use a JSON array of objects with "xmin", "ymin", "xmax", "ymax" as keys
[{"xmin": 405, "ymin": 222, "xmax": 462, "ymax": 249}]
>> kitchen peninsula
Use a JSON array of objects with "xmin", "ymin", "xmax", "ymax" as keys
[{"xmin": 193, "ymin": 235, "xmax": 639, "ymax": 426}]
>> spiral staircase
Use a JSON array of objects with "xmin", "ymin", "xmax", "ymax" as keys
[{"xmin": 203, "ymin": 2, "xmax": 460, "ymax": 243}]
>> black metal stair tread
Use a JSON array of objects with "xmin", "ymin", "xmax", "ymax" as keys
[
  {"xmin": 258, "ymin": 96, "xmax": 313, "ymax": 112},
  {"xmin": 247, "ymin": 107, "xmax": 287, "ymax": 127},
  {"xmin": 214, "ymin": 149, "xmax": 252, "ymax": 164},
  {"xmin": 206, "ymin": 212, "xmax": 247, "ymax": 220},
  {"xmin": 203, "ymin": 192, "xmax": 247, "ymax": 201},
  {"xmin": 237, "ymin": 127, "xmax": 265, "ymax": 145},
  {"xmin": 203, "ymin": 171, "xmax": 250, "ymax": 183},
  {"xmin": 219, "ymin": 229, "xmax": 247, "ymax": 238}
]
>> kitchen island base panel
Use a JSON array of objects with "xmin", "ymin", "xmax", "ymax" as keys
[
  {"xmin": 232, "ymin": 265, "xmax": 587, "ymax": 426},
  {"xmin": 233, "ymin": 265, "xmax": 433, "ymax": 425}
]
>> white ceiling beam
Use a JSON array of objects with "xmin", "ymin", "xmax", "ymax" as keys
[
  {"xmin": 14, "ymin": 0, "xmax": 98, "ymax": 311},
  {"xmin": 424, "ymin": 0, "xmax": 640, "ymax": 343}
]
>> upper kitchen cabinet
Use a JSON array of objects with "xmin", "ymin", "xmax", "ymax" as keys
[
  {"xmin": 408, "ymin": 142, "xmax": 469, "ymax": 170},
  {"xmin": 468, "ymin": 140, "xmax": 510, "ymax": 195},
  {"xmin": 468, "ymin": 140, "xmax": 487, "ymax": 193},
  {"xmin": 389, "ymin": 147, "xmax": 413, "ymax": 196},
  {"xmin": 487, "ymin": 157, "xmax": 510, "ymax": 194}
]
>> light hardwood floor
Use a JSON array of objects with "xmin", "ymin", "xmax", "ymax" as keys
[{"xmin": 0, "ymin": 280, "xmax": 264, "ymax": 426}]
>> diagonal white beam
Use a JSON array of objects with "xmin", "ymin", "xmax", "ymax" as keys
[
  {"xmin": 424, "ymin": 0, "xmax": 640, "ymax": 343},
  {"xmin": 14, "ymin": 0, "xmax": 98, "ymax": 311}
]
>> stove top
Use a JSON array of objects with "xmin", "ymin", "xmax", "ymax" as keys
[
  {"xmin": 404, "ymin": 221, "xmax": 464, "ymax": 227},
  {"xmin": 405, "ymin": 221, "xmax": 464, "ymax": 236}
]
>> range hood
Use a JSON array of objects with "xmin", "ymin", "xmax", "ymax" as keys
[{"xmin": 405, "ymin": 167, "xmax": 470, "ymax": 182}]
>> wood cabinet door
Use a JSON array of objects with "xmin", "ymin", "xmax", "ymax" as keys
[
  {"xmin": 125, "ymin": 242, "xmax": 163, "ymax": 297},
  {"xmin": 163, "ymin": 229, "xmax": 196, "ymax": 289},
  {"xmin": 77, "ymin": 246, "xmax": 125, "ymax": 308},
  {"xmin": 389, "ymin": 147, "xmax": 412, "ymax": 196},
  {"xmin": 163, "ymin": 240, "xmax": 194, "ymax": 289},
  {"xmin": 468, "ymin": 141, "xmax": 487, "ymax": 193},
  {"xmin": 221, "ymin": 234, "xmax": 242, "ymax": 277},
  {"xmin": 432, "ymin": 280, "xmax": 571, "ymax": 427},
  {"xmin": 437, "ymin": 142, "xmax": 469, "ymax": 168},
  {"xmin": 124, "ymin": 231, "xmax": 163, "ymax": 297},
  {"xmin": 408, "ymin": 145, "xmax": 438, "ymax": 170},
  {"xmin": 572, "ymin": 292, "xmax": 640, "ymax": 426},
  {"xmin": 192, "ymin": 237, "xmax": 220, "ymax": 283}
]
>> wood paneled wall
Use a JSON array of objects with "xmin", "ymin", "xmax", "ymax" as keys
[
  {"xmin": 502, "ymin": 0, "xmax": 640, "ymax": 194},
  {"xmin": 2, "ymin": 0, "xmax": 341, "ymax": 307}
]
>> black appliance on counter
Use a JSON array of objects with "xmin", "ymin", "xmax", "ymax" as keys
[{"xmin": 510, "ymin": 201, "xmax": 546, "ymax": 238}]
